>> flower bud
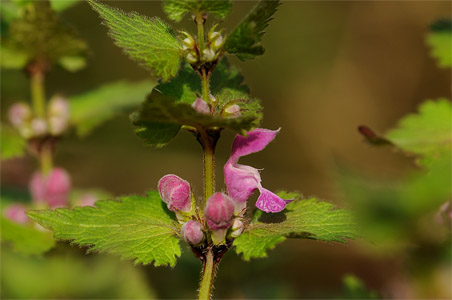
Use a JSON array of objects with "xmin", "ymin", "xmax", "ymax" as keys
[
  {"xmin": 158, "ymin": 174, "xmax": 191, "ymax": 212},
  {"xmin": 181, "ymin": 220, "xmax": 204, "ymax": 245},
  {"xmin": 29, "ymin": 168, "xmax": 71, "ymax": 209},
  {"xmin": 224, "ymin": 104, "xmax": 241, "ymax": 117},
  {"xmin": 230, "ymin": 218, "xmax": 244, "ymax": 238},
  {"xmin": 205, "ymin": 192, "xmax": 234, "ymax": 230},
  {"xmin": 186, "ymin": 52, "xmax": 198, "ymax": 64},
  {"xmin": 202, "ymin": 48, "xmax": 216, "ymax": 62},
  {"xmin": 31, "ymin": 118, "xmax": 48, "ymax": 137},
  {"xmin": 4, "ymin": 204, "xmax": 29, "ymax": 224},
  {"xmin": 8, "ymin": 102, "xmax": 31, "ymax": 128},
  {"xmin": 192, "ymin": 98, "xmax": 210, "ymax": 114},
  {"xmin": 48, "ymin": 96, "xmax": 70, "ymax": 118}
]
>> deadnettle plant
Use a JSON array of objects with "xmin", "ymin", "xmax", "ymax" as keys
[{"xmin": 27, "ymin": 1, "xmax": 358, "ymax": 299}]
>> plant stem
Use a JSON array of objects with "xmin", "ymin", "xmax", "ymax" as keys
[
  {"xmin": 201, "ymin": 69, "xmax": 210, "ymax": 103},
  {"xmin": 200, "ymin": 130, "xmax": 216, "ymax": 207},
  {"xmin": 198, "ymin": 250, "xmax": 216, "ymax": 300},
  {"xmin": 30, "ymin": 69, "xmax": 46, "ymax": 118},
  {"xmin": 195, "ymin": 13, "xmax": 205, "ymax": 55},
  {"xmin": 40, "ymin": 143, "xmax": 53, "ymax": 175}
]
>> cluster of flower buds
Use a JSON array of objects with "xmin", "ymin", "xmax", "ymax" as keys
[
  {"xmin": 8, "ymin": 96, "xmax": 70, "ymax": 139},
  {"xmin": 29, "ymin": 167, "xmax": 72, "ymax": 209},
  {"xmin": 181, "ymin": 25, "xmax": 225, "ymax": 65}
]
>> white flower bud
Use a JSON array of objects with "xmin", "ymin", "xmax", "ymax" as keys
[
  {"xmin": 48, "ymin": 116, "xmax": 68, "ymax": 136},
  {"xmin": 224, "ymin": 104, "xmax": 241, "ymax": 117},
  {"xmin": 31, "ymin": 118, "xmax": 47, "ymax": 136},
  {"xmin": 8, "ymin": 102, "xmax": 31, "ymax": 128},
  {"xmin": 186, "ymin": 52, "xmax": 198, "ymax": 64},
  {"xmin": 230, "ymin": 218, "xmax": 244, "ymax": 238},
  {"xmin": 212, "ymin": 35, "xmax": 224, "ymax": 51},
  {"xmin": 183, "ymin": 37, "xmax": 195, "ymax": 49},
  {"xmin": 203, "ymin": 48, "xmax": 216, "ymax": 62}
]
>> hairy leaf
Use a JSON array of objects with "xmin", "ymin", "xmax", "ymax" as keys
[
  {"xmin": 163, "ymin": 0, "xmax": 232, "ymax": 22},
  {"xmin": 6, "ymin": 1, "xmax": 86, "ymax": 65},
  {"xmin": 89, "ymin": 0, "xmax": 182, "ymax": 81},
  {"xmin": 224, "ymin": 0, "xmax": 280, "ymax": 60},
  {"xmin": 427, "ymin": 19, "xmax": 452, "ymax": 68},
  {"xmin": 385, "ymin": 99, "xmax": 452, "ymax": 158},
  {"xmin": 234, "ymin": 193, "xmax": 357, "ymax": 260},
  {"xmin": 1, "ymin": 216, "xmax": 55, "ymax": 256},
  {"xmin": 28, "ymin": 191, "xmax": 181, "ymax": 267},
  {"xmin": 69, "ymin": 80, "xmax": 156, "ymax": 136},
  {"xmin": 0, "ymin": 125, "xmax": 27, "ymax": 160}
]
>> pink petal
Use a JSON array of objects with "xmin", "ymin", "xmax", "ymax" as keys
[
  {"xmin": 205, "ymin": 193, "xmax": 234, "ymax": 230},
  {"xmin": 158, "ymin": 174, "xmax": 191, "ymax": 212},
  {"xmin": 224, "ymin": 162, "xmax": 261, "ymax": 211},
  {"xmin": 230, "ymin": 128, "xmax": 280, "ymax": 162},
  {"xmin": 4, "ymin": 204, "xmax": 29, "ymax": 224},
  {"xmin": 256, "ymin": 188, "xmax": 293, "ymax": 213},
  {"xmin": 192, "ymin": 98, "xmax": 210, "ymax": 114}
]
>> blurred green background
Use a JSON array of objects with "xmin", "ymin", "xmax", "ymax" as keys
[{"xmin": 1, "ymin": 1, "xmax": 451, "ymax": 299}]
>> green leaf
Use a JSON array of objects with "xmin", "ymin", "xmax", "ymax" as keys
[
  {"xmin": 163, "ymin": 0, "xmax": 232, "ymax": 22},
  {"xmin": 58, "ymin": 55, "xmax": 86, "ymax": 72},
  {"xmin": 0, "ymin": 44, "xmax": 28, "ymax": 69},
  {"xmin": 69, "ymin": 80, "xmax": 156, "ymax": 136},
  {"xmin": 224, "ymin": 0, "xmax": 280, "ymax": 60},
  {"xmin": 50, "ymin": 0, "xmax": 80, "ymax": 12},
  {"xmin": 6, "ymin": 1, "xmax": 87, "ymax": 66},
  {"xmin": 1, "ymin": 216, "xmax": 55, "ymax": 256},
  {"xmin": 385, "ymin": 99, "xmax": 452, "ymax": 159},
  {"xmin": 342, "ymin": 274, "xmax": 379, "ymax": 299},
  {"xmin": 427, "ymin": 19, "xmax": 452, "ymax": 68},
  {"xmin": 88, "ymin": 0, "xmax": 182, "ymax": 81},
  {"xmin": 27, "ymin": 191, "xmax": 182, "ymax": 267},
  {"xmin": 0, "ymin": 125, "xmax": 27, "ymax": 160},
  {"xmin": 234, "ymin": 193, "xmax": 357, "ymax": 260}
]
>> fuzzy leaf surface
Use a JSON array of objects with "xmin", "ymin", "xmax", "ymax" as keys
[
  {"xmin": 163, "ymin": 0, "xmax": 232, "ymax": 22},
  {"xmin": 69, "ymin": 80, "xmax": 156, "ymax": 136},
  {"xmin": 234, "ymin": 193, "xmax": 357, "ymax": 260},
  {"xmin": 0, "ymin": 125, "xmax": 26, "ymax": 160},
  {"xmin": 1, "ymin": 216, "xmax": 55, "ymax": 256},
  {"xmin": 89, "ymin": 0, "xmax": 182, "ymax": 81},
  {"xmin": 385, "ymin": 99, "xmax": 452, "ymax": 158},
  {"xmin": 27, "ymin": 191, "xmax": 182, "ymax": 267},
  {"xmin": 224, "ymin": 0, "xmax": 280, "ymax": 60},
  {"xmin": 426, "ymin": 19, "xmax": 452, "ymax": 68},
  {"xmin": 6, "ymin": 1, "xmax": 86, "ymax": 65}
]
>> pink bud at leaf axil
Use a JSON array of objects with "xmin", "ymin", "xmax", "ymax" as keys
[
  {"xmin": 29, "ymin": 168, "xmax": 71, "ymax": 209},
  {"xmin": 8, "ymin": 102, "xmax": 31, "ymax": 128},
  {"xmin": 181, "ymin": 220, "xmax": 204, "ymax": 245},
  {"xmin": 4, "ymin": 204, "xmax": 29, "ymax": 224},
  {"xmin": 158, "ymin": 174, "xmax": 191, "ymax": 212},
  {"xmin": 192, "ymin": 98, "xmax": 210, "ymax": 114},
  {"xmin": 205, "ymin": 192, "xmax": 234, "ymax": 230}
]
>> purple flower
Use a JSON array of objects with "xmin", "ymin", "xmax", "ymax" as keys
[
  {"xmin": 205, "ymin": 192, "xmax": 234, "ymax": 230},
  {"xmin": 224, "ymin": 128, "xmax": 293, "ymax": 213},
  {"xmin": 181, "ymin": 220, "xmax": 204, "ymax": 245},
  {"xmin": 29, "ymin": 168, "xmax": 72, "ymax": 209},
  {"xmin": 158, "ymin": 174, "xmax": 191, "ymax": 212}
]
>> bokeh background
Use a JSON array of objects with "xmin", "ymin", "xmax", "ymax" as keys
[{"xmin": 1, "ymin": 1, "xmax": 451, "ymax": 299}]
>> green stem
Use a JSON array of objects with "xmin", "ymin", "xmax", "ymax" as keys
[
  {"xmin": 201, "ymin": 69, "xmax": 210, "ymax": 103},
  {"xmin": 195, "ymin": 13, "xmax": 205, "ymax": 54},
  {"xmin": 200, "ymin": 130, "xmax": 215, "ymax": 206},
  {"xmin": 40, "ymin": 143, "xmax": 53, "ymax": 175},
  {"xmin": 30, "ymin": 69, "xmax": 46, "ymax": 118},
  {"xmin": 198, "ymin": 250, "xmax": 216, "ymax": 300}
]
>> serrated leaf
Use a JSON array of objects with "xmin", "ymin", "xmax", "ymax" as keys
[
  {"xmin": 89, "ymin": 0, "xmax": 182, "ymax": 81},
  {"xmin": 69, "ymin": 80, "xmax": 156, "ymax": 136},
  {"xmin": 385, "ymin": 99, "xmax": 452, "ymax": 158},
  {"xmin": 28, "ymin": 191, "xmax": 182, "ymax": 267},
  {"xmin": 6, "ymin": 1, "xmax": 86, "ymax": 65},
  {"xmin": 224, "ymin": 0, "xmax": 280, "ymax": 60},
  {"xmin": 163, "ymin": 0, "xmax": 232, "ymax": 22},
  {"xmin": 1, "ymin": 216, "xmax": 55, "ymax": 256},
  {"xmin": 427, "ymin": 19, "xmax": 452, "ymax": 68},
  {"xmin": 234, "ymin": 194, "xmax": 357, "ymax": 260},
  {"xmin": 0, "ymin": 125, "xmax": 27, "ymax": 160},
  {"xmin": 58, "ymin": 55, "xmax": 86, "ymax": 72}
]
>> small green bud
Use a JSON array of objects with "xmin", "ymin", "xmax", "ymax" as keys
[
  {"xmin": 186, "ymin": 52, "xmax": 198, "ymax": 64},
  {"xmin": 203, "ymin": 48, "xmax": 215, "ymax": 62}
]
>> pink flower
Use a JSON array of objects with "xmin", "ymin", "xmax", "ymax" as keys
[
  {"xmin": 224, "ymin": 128, "xmax": 293, "ymax": 213},
  {"xmin": 192, "ymin": 98, "xmax": 210, "ymax": 114},
  {"xmin": 4, "ymin": 204, "xmax": 29, "ymax": 224},
  {"xmin": 29, "ymin": 168, "xmax": 72, "ymax": 209},
  {"xmin": 158, "ymin": 174, "xmax": 191, "ymax": 212}
]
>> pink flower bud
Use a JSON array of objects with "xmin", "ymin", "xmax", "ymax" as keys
[
  {"xmin": 31, "ymin": 118, "xmax": 48, "ymax": 136},
  {"xmin": 29, "ymin": 168, "xmax": 71, "ymax": 208},
  {"xmin": 181, "ymin": 220, "xmax": 204, "ymax": 245},
  {"xmin": 48, "ymin": 116, "xmax": 68, "ymax": 135},
  {"xmin": 192, "ymin": 98, "xmax": 210, "ymax": 114},
  {"xmin": 158, "ymin": 174, "xmax": 191, "ymax": 212},
  {"xmin": 230, "ymin": 218, "xmax": 244, "ymax": 238},
  {"xmin": 205, "ymin": 193, "xmax": 234, "ymax": 230},
  {"xmin": 224, "ymin": 104, "xmax": 241, "ymax": 117},
  {"xmin": 4, "ymin": 204, "xmax": 29, "ymax": 224},
  {"xmin": 48, "ymin": 96, "xmax": 70, "ymax": 118},
  {"xmin": 8, "ymin": 102, "xmax": 31, "ymax": 128}
]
